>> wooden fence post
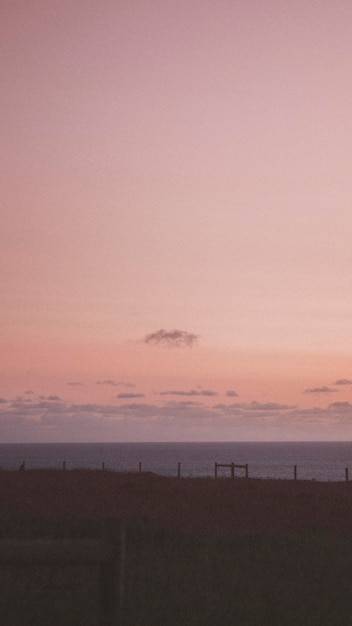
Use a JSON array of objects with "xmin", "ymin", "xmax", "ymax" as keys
[
  {"xmin": 294, "ymin": 465, "xmax": 297, "ymax": 481},
  {"xmin": 214, "ymin": 462, "xmax": 218, "ymax": 479},
  {"xmin": 138, "ymin": 461, "xmax": 142, "ymax": 473},
  {"xmin": 346, "ymin": 467, "xmax": 349, "ymax": 482},
  {"xmin": 102, "ymin": 462, "xmax": 105, "ymax": 472},
  {"xmin": 231, "ymin": 462, "xmax": 235, "ymax": 480},
  {"xmin": 245, "ymin": 463, "xmax": 249, "ymax": 479}
]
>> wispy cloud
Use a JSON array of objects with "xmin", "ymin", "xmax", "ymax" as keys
[
  {"xmin": 328, "ymin": 402, "xmax": 352, "ymax": 410},
  {"xmin": 144, "ymin": 329, "xmax": 198, "ymax": 348},
  {"xmin": 1, "ymin": 395, "xmax": 352, "ymax": 441},
  {"xmin": 116, "ymin": 393, "xmax": 145, "ymax": 399},
  {"xmin": 96, "ymin": 380, "xmax": 136, "ymax": 387},
  {"xmin": 226, "ymin": 390, "xmax": 238, "ymax": 397},
  {"xmin": 213, "ymin": 401, "xmax": 296, "ymax": 411},
  {"xmin": 0, "ymin": 398, "xmax": 7, "ymax": 404},
  {"xmin": 97, "ymin": 380, "xmax": 118, "ymax": 386},
  {"xmin": 334, "ymin": 379, "xmax": 352, "ymax": 386},
  {"xmin": 248, "ymin": 401, "xmax": 296, "ymax": 410},
  {"xmin": 304, "ymin": 386, "xmax": 338, "ymax": 394},
  {"xmin": 159, "ymin": 389, "xmax": 218, "ymax": 397},
  {"xmin": 66, "ymin": 382, "xmax": 83, "ymax": 386}
]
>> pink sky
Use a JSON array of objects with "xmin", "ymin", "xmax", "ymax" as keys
[{"xmin": 2, "ymin": 0, "xmax": 352, "ymax": 441}]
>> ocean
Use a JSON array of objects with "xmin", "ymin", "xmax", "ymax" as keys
[{"xmin": 1, "ymin": 441, "xmax": 352, "ymax": 481}]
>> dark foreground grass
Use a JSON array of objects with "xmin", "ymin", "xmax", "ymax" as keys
[
  {"xmin": 123, "ymin": 521, "xmax": 352, "ymax": 626},
  {"xmin": 1, "ymin": 470, "xmax": 352, "ymax": 625},
  {"xmin": 0, "ymin": 510, "xmax": 352, "ymax": 625}
]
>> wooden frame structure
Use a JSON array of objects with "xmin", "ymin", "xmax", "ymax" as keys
[{"xmin": 214, "ymin": 462, "xmax": 248, "ymax": 479}]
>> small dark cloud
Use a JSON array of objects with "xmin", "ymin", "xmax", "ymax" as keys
[
  {"xmin": 0, "ymin": 398, "xmax": 7, "ymax": 404},
  {"xmin": 304, "ymin": 386, "xmax": 338, "ymax": 394},
  {"xmin": 159, "ymin": 389, "xmax": 218, "ymax": 397},
  {"xmin": 116, "ymin": 393, "xmax": 145, "ymax": 399},
  {"xmin": 144, "ymin": 329, "xmax": 198, "ymax": 348},
  {"xmin": 247, "ymin": 401, "xmax": 295, "ymax": 411},
  {"xmin": 47, "ymin": 395, "xmax": 61, "ymax": 401},
  {"xmin": 24, "ymin": 390, "xmax": 34, "ymax": 395},
  {"xmin": 226, "ymin": 390, "xmax": 239, "ymax": 397},
  {"xmin": 328, "ymin": 402, "xmax": 352, "ymax": 410},
  {"xmin": 213, "ymin": 401, "xmax": 295, "ymax": 411},
  {"xmin": 118, "ymin": 403, "xmax": 154, "ymax": 412},
  {"xmin": 97, "ymin": 380, "xmax": 118, "ymax": 386},
  {"xmin": 164, "ymin": 400, "xmax": 202, "ymax": 408},
  {"xmin": 97, "ymin": 380, "xmax": 136, "ymax": 387},
  {"xmin": 66, "ymin": 382, "xmax": 83, "ymax": 386},
  {"xmin": 334, "ymin": 379, "xmax": 352, "ymax": 386}
]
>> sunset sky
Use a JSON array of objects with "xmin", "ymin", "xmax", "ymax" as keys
[{"xmin": 2, "ymin": 0, "xmax": 352, "ymax": 442}]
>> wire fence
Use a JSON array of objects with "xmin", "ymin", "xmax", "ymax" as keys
[{"xmin": 7, "ymin": 459, "xmax": 352, "ymax": 482}]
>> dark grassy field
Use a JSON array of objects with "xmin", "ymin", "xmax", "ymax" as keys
[{"xmin": 1, "ymin": 469, "xmax": 352, "ymax": 624}]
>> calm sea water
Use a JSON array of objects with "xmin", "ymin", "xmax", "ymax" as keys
[{"xmin": 1, "ymin": 442, "xmax": 352, "ymax": 481}]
